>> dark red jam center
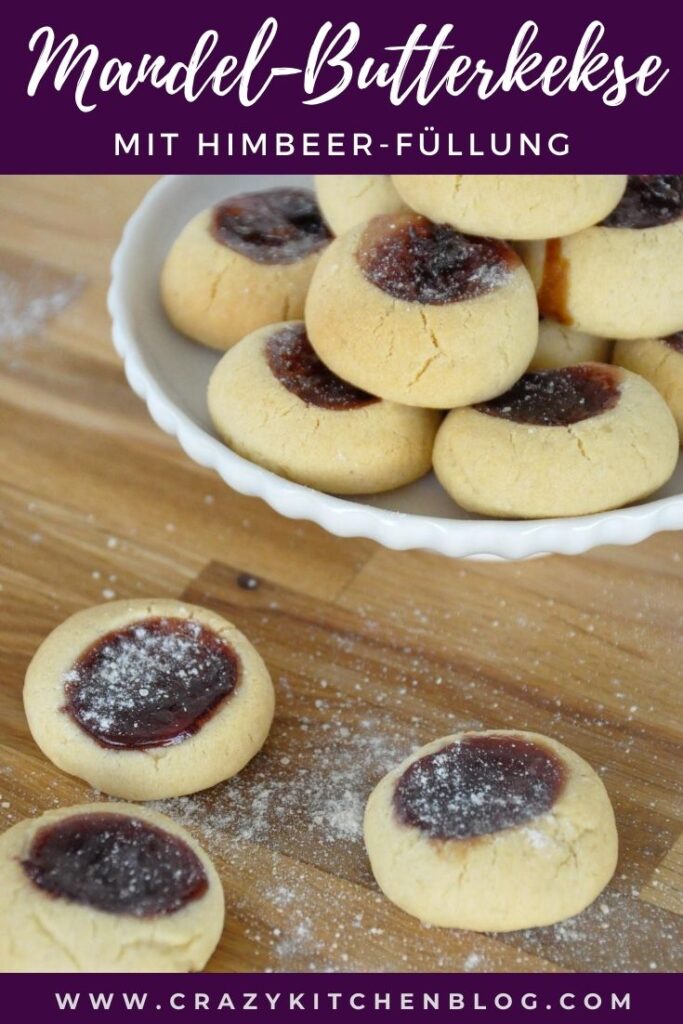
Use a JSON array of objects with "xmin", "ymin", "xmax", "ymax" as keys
[
  {"xmin": 475, "ymin": 364, "xmax": 620, "ymax": 426},
  {"xmin": 211, "ymin": 188, "xmax": 331, "ymax": 264},
  {"xmin": 358, "ymin": 213, "xmax": 518, "ymax": 305},
  {"xmin": 600, "ymin": 176, "xmax": 683, "ymax": 229},
  {"xmin": 266, "ymin": 323, "xmax": 379, "ymax": 410},
  {"xmin": 664, "ymin": 331, "xmax": 683, "ymax": 353},
  {"xmin": 64, "ymin": 617, "xmax": 239, "ymax": 749},
  {"xmin": 393, "ymin": 735, "xmax": 565, "ymax": 840},
  {"xmin": 22, "ymin": 813, "xmax": 207, "ymax": 916}
]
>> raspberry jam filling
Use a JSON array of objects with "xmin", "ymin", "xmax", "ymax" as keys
[
  {"xmin": 358, "ymin": 213, "xmax": 518, "ymax": 305},
  {"xmin": 211, "ymin": 188, "xmax": 331, "ymax": 263},
  {"xmin": 664, "ymin": 331, "xmax": 683, "ymax": 354},
  {"xmin": 475, "ymin": 365, "xmax": 620, "ymax": 426},
  {"xmin": 266, "ymin": 323, "xmax": 378, "ymax": 410},
  {"xmin": 64, "ymin": 617, "xmax": 239, "ymax": 749},
  {"xmin": 394, "ymin": 735, "xmax": 566, "ymax": 840},
  {"xmin": 600, "ymin": 176, "xmax": 683, "ymax": 230},
  {"xmin": 22, "ymin": 813, "xmax": 208, "ymax": 916}
]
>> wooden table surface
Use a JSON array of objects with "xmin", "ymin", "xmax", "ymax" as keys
[{"xmin": 0, "ymin": 176, "xmax": 681, "ymax": 974}]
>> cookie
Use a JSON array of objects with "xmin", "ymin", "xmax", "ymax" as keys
[
  {"xmin": 24, "ymin": 599, "xmax": 275, "ymax": 800},
  {"xmin": 0, "ymin": 802, "xmax": 223, "ymax": 972},
  {"xmin": 520, "ymin": 176, "xmax": 683, "ymax": 339},
  {"xmin": 314, "ymin": 175, "xmax": 408, "ymax": 235},
  {"xmin": 530, "ymin": 317, "xmax": 611, "ymax": 371},
  {"xmin": 161, "ymin": 188, "xmax": 331, "ymax": 350},
  {"xmin": 305, "ymin": 213, "xmax": 538, "ymax": 409},
  {"xmin": 613, "ymin": 332, "xmax": 683, "ymax": 443},
  {"xmin": 208, "ymin": 321, "xmax": 440, "ymax": 494},
  {"xmin": 392, "ymin": 175, "xmax": 626, "ymax": 240},
  {"xmin": 433, "ymin": 363, "xmax": 679, "ymax": 518},
  {"xmin": 364, "ymin": 730, "xmax": 618, "ymax": 932}
]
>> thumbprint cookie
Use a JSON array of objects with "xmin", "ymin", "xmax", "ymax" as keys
[
  {"xmin": 364, "ymin": 730, "xmax": 618, "ymax": 932},
  {"xmin": 24, "ymin": 599, "xmax": 275, "ymax": 800},
  {"xmin": 208, "ymin": 321, "xmax": 440, "ymax": 494},
  {"xmin": 161, "ymin": 188, "xmax": 331, "ymax": 350},
  {"xmin": 392, "ymin": 175, "xmax": 627, "ymax": 240},
  {"xmin": 305, "ymin": 212, "xmax": 538, "ymax": 409},
  {"xmin": 433, "ymin": 363, "xmax": 678, "ymax": 518}
]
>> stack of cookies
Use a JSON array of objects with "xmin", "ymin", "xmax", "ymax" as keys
[{"xmin": 161, "ymin": 175, "xmax": 683, "ymax": 519}]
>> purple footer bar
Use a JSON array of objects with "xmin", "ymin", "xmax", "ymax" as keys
[{"xmin": 0, "ymin": 972, "xmax": 675, "ymax": 1022}]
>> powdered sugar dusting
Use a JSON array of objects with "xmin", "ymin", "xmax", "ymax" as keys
[
  {"xmin": 517, "ymin": 884, "xmax": 682, "ymax": 973},
  {"xmin": 151, "ymin": 673, "xmax": 428, "ymax": 970},
  {"xmin": 22, "ymin": 567, "xmax": 660, "ymax": 974},
  {"xmin": 0, "ymin": 260, "xmax": 84, "ymax": 345},
  {"xmin": 155, "ymin": 703, "xmax": 408, "ymax": 853},
  {"xmin": 394, "ymin": 736, "xmax": 563, "ymax": 840},
  {"xmin": 64, "ymin": 616, "xmax": 238, "ymax": 748},
  {"xmin": 142, "ymin": 584, "xmax": 681, "ymax": 973},
  {"xmin": 359, "ymin": 214, "xmax": 515, "ymax": 305}
]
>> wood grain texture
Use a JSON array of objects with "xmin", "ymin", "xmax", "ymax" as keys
[{"xmin": 0, "ymin": 176, "xmax": 681, "ymax": 974}]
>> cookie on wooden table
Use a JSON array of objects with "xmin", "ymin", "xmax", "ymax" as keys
[
  {"xmin": 365, "ymin": 730, "xmax": 618, "ymax": 932},
  {"xmin": 0, "ymin": 802, "xmax": 223, "ymax": 972},
  {"xmin": 24, "ymin": 599, "xmax": 274, "ymax": 800}
]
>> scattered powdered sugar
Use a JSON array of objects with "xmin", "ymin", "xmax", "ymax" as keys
[
  {"xmin": 142, "ymin": 596, "xmax": 682, "ymax": 973},
  {"xmin": 466, "ymin": 259, "xmax": 513, "ymax": 293},
  {"xmin": 155, "ymin": 704, "xmax": 409, "ymax": 853},
  {"xmin": 11, "ymin": 575, "xmax": 667, "ymax": 974},
  {"xmin": 313, "ymin": 786, "xmax": 364, "ymax": 842},
  {"xmin": 0, "ymin": 260, "xmax": 84, "ymax": 345},
  {"xmin": 517, "ymin": 884, "xmax": 682, "ymax": 973},
  {"xmin": 151, "ymin": 698, "xmax": 416, "ymax": 971}
]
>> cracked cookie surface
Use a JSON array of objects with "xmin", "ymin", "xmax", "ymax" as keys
[
  {"xmin": 433, "ymin": 364, "xmax": 678, "ymax": 518},
  {"xmin": 208, "ymin": 321, "xmax": 440, "ymax": 494},
  {"xmin": 305, "ymin": 215, "xmax": 538, "ymax": 409},
  {"xmin": 392, "ymin": 175, "xmax": 627, "ymax": 240},
  {"xmin": 314, "ymin": 175, "xmax": 407, "ymax": 235}
]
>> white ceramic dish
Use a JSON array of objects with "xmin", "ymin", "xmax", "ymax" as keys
[{"xmin": 108, "ymin": 175, "xmax": 683, "ymax": 560}]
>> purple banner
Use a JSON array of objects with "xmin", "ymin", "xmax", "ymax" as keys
[
  {"xmin": 1, "ymin": 0, "xmax": 682, "ymax": 171},
  {"xmin": 1, "ymin": 972, "xmax": 676, "ymax": 1022}
]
